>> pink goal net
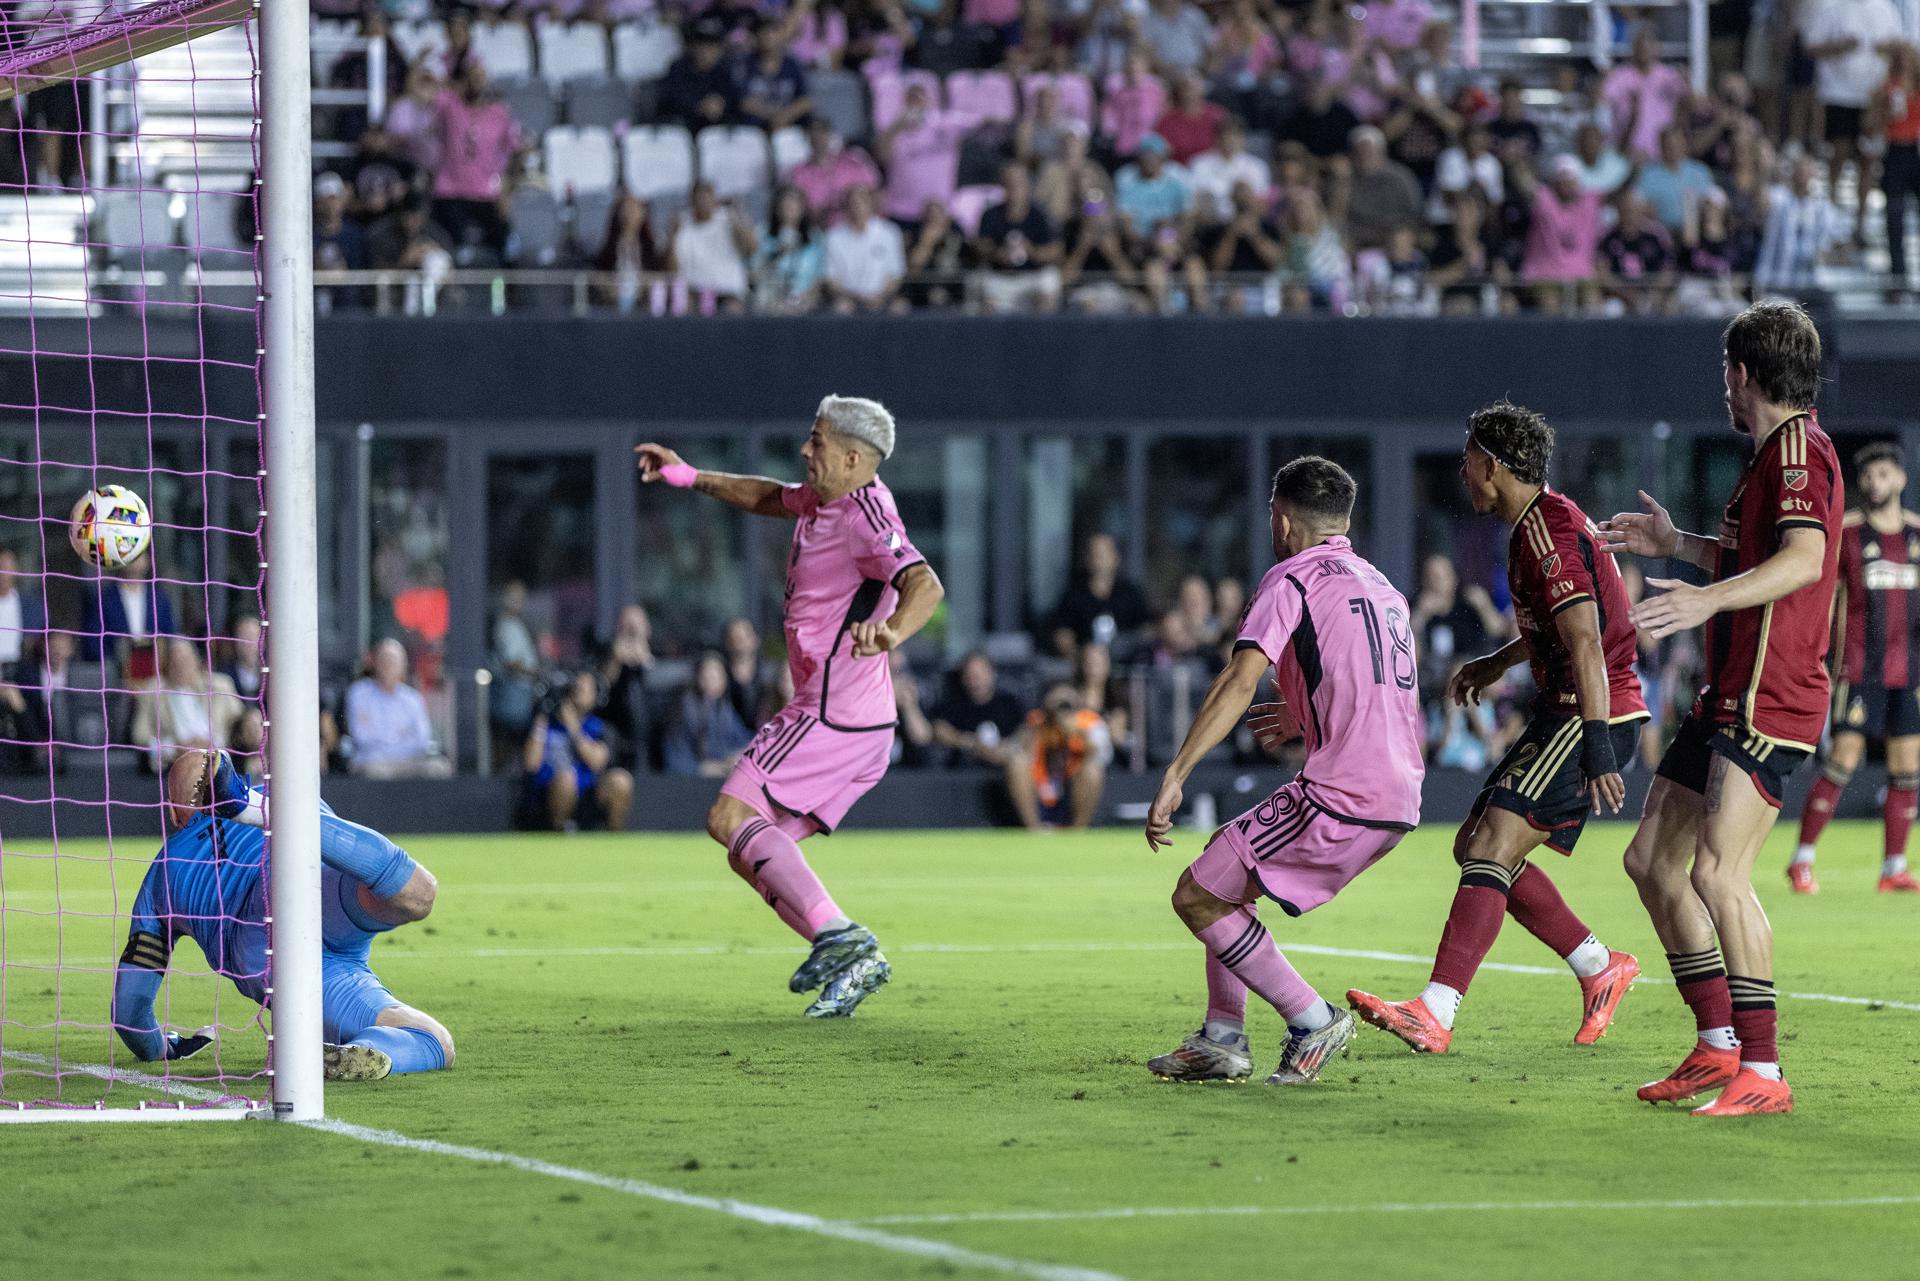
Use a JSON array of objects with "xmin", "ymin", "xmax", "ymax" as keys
[{"xmin": 0, "ymin": 0, "xmax": 270, "ymax": 1114}]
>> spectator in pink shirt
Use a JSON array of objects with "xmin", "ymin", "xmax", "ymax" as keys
[
  {"xmin": 1102, "ymin": 49, "xmax": 1168, "ymax": 159},
  {"xmin": 877, "ymin": 82, "xmax": 969, "ymax": 223},
  {"xmin": 1521, "ymin": 155, "xmax": 1605, "ymax": 304},
  {"xmin": 791, "ymin": 116, "xmax": 883, "ymax": 218},
  {"xmin": 1153, "ymin": 72, "xmax": 1226, "ymax": 164},
  {"xmin": 1602, "ymin": 27, "xmax": 1689, "ymax": 161},
  {"xmin": 432, "ymin": 64, "xmax": 524, "ymax": 258},
  {"xmin": 385, "ymin": 65, "xmax": 444, "ymax": 175},
  {"xmin": 788, "ymin": 0, "xmax": 850, "ymax": 68},
  {"xmin": 1364, "ymin": 0, "xmax": 1432, "ymax": 51}
]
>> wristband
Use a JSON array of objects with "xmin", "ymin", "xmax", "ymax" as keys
[
  {"xmin": 660, "ymin": 462, "xmax": 699, "ymax": 489},
  {"xmin": 1579, "ymin": 719, "xmax": 1616, "ymax": 779}
]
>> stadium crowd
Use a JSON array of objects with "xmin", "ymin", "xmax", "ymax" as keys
[{"xmin": 290, "ymin": 0, "xmax": 1920, "ymax": 314}]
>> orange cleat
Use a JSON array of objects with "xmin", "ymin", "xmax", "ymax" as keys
[
  {"xmin": 1692, "ymin": 1067, "xmax": 1793, "ymax": 1116},
  {"xmin": 1879, "ymin": 870, "xmax": 1920, "ymax": 893},
  {"xmin": 1346, "ymin": 990, "xmax": 1451, "ymax": 1054},
  {"xmin": 1636, "ymin": 1042, "xmax": 1740, "ymax": 1103},
  {"xmin": 1787, "ymin": 862, "xmax": 1819, "ymax": 895},
  {"xmin": 1574, "ymin": 950, "xmax": 1639, "ymax": 1046}
]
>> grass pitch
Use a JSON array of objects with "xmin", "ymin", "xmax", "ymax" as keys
[{"xmin": 3, "ymin": 818, "xmax": 1916, "ymax": 1281}]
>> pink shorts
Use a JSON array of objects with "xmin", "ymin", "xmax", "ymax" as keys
[
  {"xmin": 1188, "ymin": 779, "xmax": 1409, "ymax": 916},
  {"xmin": 720, "ymin": 703, "xmax": 894, "ymax": 834}
]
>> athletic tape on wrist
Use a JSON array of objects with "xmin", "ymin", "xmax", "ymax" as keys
[{"xmin": 660, "ymin": 462, "xmax": 699, "ymax": 489}]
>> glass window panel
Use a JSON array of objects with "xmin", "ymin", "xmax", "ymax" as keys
[
  {"xmin": 368, "ymin": 438, "xmax": 449, "ymax": 686},
  {"xmin": 1145, "ymin": 437, "xmax": 1248, "ymax": 615},
  {"xmin": 1267, "ymin": 435, "xmax": 1374, "ymax": 565},
  {"xmin": 753, "ymin": 434, "xmax": 807, "ymax": 643},
  {"xmin": 485, "ymin": 455, "xmax": 597, "ymax": 670},
  {"xmin": 1025, "ymin": 435, "xmax": 1127, "ymax": 626},
  {"xmin": 634, "ymin": 437, "xmax": 747, "ymax": 655},
  {"xmin": 1412, "ymin": 449, "xmax": 1508, "ymax": 609}
]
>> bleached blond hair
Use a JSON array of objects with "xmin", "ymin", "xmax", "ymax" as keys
[{"xmin": 816, "ymin": 395, "xmax": 895, "ymax": 461}]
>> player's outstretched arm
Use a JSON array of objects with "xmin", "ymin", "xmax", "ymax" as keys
[
  {"xmin": 850, "ymin": 562, "xmax": 945, "ymax": 657},
  {"xmin": 1450, "ymin": 636, "xmax": 1530, "ymax": 707},
  {"xmin": 1552, "ymin": 601, "xmax": 1626, "ymax": 814},
  {"xmin": 635, "ymin": 443, "xmax": 792, "ymax": 518},
  {"xmin": 1634, "ymin": 526, "xmax": 1828, "ymax": 640},
  {"xmin": 1596, "ymin": 490, "xmax": 1717, "ymax": 572},
  {"xmin": 1145, "ymin": 646, "xmax": 1268, "ymax": 850},
  {"xmin": 110, "ymin": 941, "xmax": 211, "ymax": 1062}
]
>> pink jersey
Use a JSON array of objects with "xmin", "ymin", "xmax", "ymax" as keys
[
  {"xmin": 1236, "ymin": 536, "xmax": 1424, "ymax": 828},
  {"xmin": 779, "ymin": 478, "xmax": 925, "ymax": 729}
]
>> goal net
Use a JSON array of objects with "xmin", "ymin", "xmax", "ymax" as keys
[{"xmin": 0, "ymin": 0, "xmax": 319, "ymax": 1120}]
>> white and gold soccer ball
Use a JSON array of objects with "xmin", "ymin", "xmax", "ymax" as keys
[{"xmin": 69, "ymin": 485, "xmax": 153, "ymax": 569}]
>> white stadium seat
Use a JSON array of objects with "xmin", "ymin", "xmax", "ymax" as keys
[
  {"xmin": 694, "ymin": 126, "xmax": 769, "ymax": 200},
  {"xmin": 471, "ymin": 19, "xmax": 535, "ymax": 82},
  {"xmin": 621, "ymin": 125, "xmax": 695, "ymax": 201},
  {"xmin": 543, "ymin": 124, "xmax": 618, "ymax": 196},
  {"xmin": 536, "ymin": 21, "xmax": 610, "ymax": 87},
  {"xmin": 612, "ymin": 18, "xmax": 681, "ymax": 82}
]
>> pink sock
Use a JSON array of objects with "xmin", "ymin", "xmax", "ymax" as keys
[
  {"xmin": 1205, "ymin": 952, "xmax": 1248, "ymax": 1025},
  {"xmin": 731, "ymin": 817, "xmax": 842, "ymax": 937},
  {"xmin": 1195, "ymin": 908, "xmax": 1321, "ymax": 1024},
  {"xmin": 727, "ymin": 845, "xmax": 812, "ymax": 939}
]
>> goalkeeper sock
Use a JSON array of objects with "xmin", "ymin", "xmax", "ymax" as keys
[
  {"xmin": 1204, "ymin": 952, "xmax": 1248, "ymax": 1029},
  {"xmin": 730, "ymin": 818, "xmax": 843, "ymax": 936},
  {"xmin": 350, "ymin": 1024, "xmax": 447, "ymax": 1075},
  {"xmin": 318, "ymin": 813, "xmax": 418, "ymax": 900}
]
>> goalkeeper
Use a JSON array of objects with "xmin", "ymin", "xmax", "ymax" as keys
[{"xmin": 110, "ymin": 750, "xmax": 453, "ymax": 1081}]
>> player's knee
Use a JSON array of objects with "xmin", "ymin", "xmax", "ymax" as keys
[
  {"xmin": 706, "ymin": 797, "xmax": 748, "ymax": 848},
  {"xmin": 1170, "ymin": 869, "xmax": 1222, "ymax": 930},
  {"xmin": 1451, "ymin": 824, "xmax": 1473, "ymax": 866},
  {"xmin": 388, "ymin": 865, "xmax": 438, "ymax": 923}
]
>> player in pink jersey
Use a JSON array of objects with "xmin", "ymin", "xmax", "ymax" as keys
[
  {"xmin": 637, "ymin": 396, "xmax": 944, "ymax": 1018},
  {"xmin": 1145, "ymin": 457, "xmax": 1425, "ymax": 1086}
]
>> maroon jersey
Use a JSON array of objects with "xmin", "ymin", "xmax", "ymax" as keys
[
  {"xmin": 1838, "ymin": 510, "xmax": 1920, "ymax": 689},
  {"xmin": 1508, "ymin": 487, "xmax": 1647, "ymax": 721},
  {"xmin": 1701, "ymin": 413, "xmax": 1843, "ymax": 751}
]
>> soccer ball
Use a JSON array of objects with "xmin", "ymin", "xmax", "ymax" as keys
[{"xmin": 69, "ymin": 485, "xmax": 153, "ymax": 569}]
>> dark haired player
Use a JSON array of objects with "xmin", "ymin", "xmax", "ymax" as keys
[
  {"xmin": 1599, "ymin": 301, "xmax": 1841, "ymax": 1116},
  {"xmin": 1789, "ymin": 440, "xmax": 1920, "ymax": 894},
  {"xmin": 1349, "ymin": 402, "xmax": 1643, "ymax": 1054},
  {"xmin": 1144, "ymin": 457, "xmax": 1424, "ymax": 1087}
]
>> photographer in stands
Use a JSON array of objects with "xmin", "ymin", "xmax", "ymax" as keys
[
  {"xmin": 1005, "ymin": 680, "xmax": 1112, "ymax": 829},
  {"xmin": 518, "ymin": 669, "xmax": 634, "ymax": 832}
]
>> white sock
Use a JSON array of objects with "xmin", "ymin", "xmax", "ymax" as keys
[
  {"xmin": 236, "ymin": 788, "xmax": 267, "ymax": 827},
  {"xmin": 1741, "ymin": 1059, "xmax": 1783, "ymax": 1081},
  {"xmin": 1792, "ymin": 845, "xmax": 1817, "ymax": 866},
  {"xmin": 1285, "ymin": 998, "xmax": 1334, "ymax": 1033},
  {"xmin": 1419, "ymin": 982, "xmax": 1463, "ymax": 1030},
  {"xmin": 1699, "ymin": 1025, "xmax": 1739, "ymax": 1051},
  {"xmin": 1203, "ymin": 1018, "xmax": 1246, "ymax": 1046},
  {"xmin": 1565, "ymin": 935, "xmax": 1610, "ymax": 979},
  {"xmin": 816, "ymin": 914, "xmax": 853, "ymax": 936},
  {"xmin": 1885, "ymin": 854, "xmax": 1909, "ymax": 877}
]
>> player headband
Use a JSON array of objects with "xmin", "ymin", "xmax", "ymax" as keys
[{"xmin": 1467, "ymin": 428, "xmax": 1541, "ymax": 483}]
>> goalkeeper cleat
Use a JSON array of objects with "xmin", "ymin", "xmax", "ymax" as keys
[
  {"xmin": 1691, "ymin": 1068, "xmax": 1793, "ymax": 1116},
  {"xmin": 323, "ymin": 1042, "xmax": 393, "ymax": 1082},
  {"xmin": 1787, "ymin": 862, "xmax": 1819, "ymax": 895},
  {"xmin": 804, "ymin": 952, "xmax": 891, "ymax": 1018},
  {"xmin": 1346, "ymin": 990, "xmax": 1451, "ymax": 1054},
  {"xmin": 1147, "ymin": 1030, "xmax": 1253, "ymax": 1082},
  {"xmin": 1573, "ymin": 950, "xmax": 1639, "ymax": 1046},
  {"xmin": 1636, "ymin": 1042, "xmax": 1739, "ymax": 1103},
  {"xmin": 1268, "ymin": 1008, "xmax": 1357, "ymax": 1085},
  {"xmin": 789, "ymin": 923, "xmax": 880, "ymax": 994},
  {"xmin": 1878, "ymin": 871, "xmax": 1920, "ymax": 893}
]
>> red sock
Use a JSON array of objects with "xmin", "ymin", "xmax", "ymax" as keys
[
  {"xmin": 1504, "ymin": 862, "xmax": 1591, "ymax": 958},
  {"xmin": 1728, "ymin": 975, "xmax": 1778, "ymax": 1064},
  {"xmin": 1884, "ymin": 778, "xmax": 1916, "ymax": 860},
  {"xmin": 1797, "ymin": 772, "xmax": 1846, "ymax": 848},
  {"xmin": 1667, "ymin": 948, "xmax": 1735, "ymax": 1033},
  {"xmin": 1428, "ymin": 861, "xmax": 1517, "ymax": 993}
]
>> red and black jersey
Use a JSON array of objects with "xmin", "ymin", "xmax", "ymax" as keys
[
  {"xmin": 1508, "ymin": 486, "xmax": 1647, "ymax": 721},
  {"xmin": 1701, "ymin": 413, "xmax": 1843, "ymax": 751},
  {"xmin": 1837, "ymin": 511, "xmax": 1920, "ymax": 689}
]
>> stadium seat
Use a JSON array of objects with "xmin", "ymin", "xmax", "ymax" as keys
[
  {"xmin": 1021, "ymin": 71, "xmax": 1095, "ymax": 128},
  {"xmin": 946, "ymin": 183, "xmax": 1003, "ymax": 237},
  {"xmin": 507, "ymin": 187, "xmax": 565, "ymax": 265},
  {"xmin": 695, "ymin": 126, "xmax": 771, "ymax": 201},
  {"xmin": 945, "ymin": 70, "xmax": 1017, "ymax": 127},
  {"xmin": 565, "ymin": 78, "xmax": 631, "ymax": 128},
  {"xmin": 544, "ymin": 125, "xmax": 618, "ymax": 196},
  {"xmin": 471, "ymin": 18, "xmax": 536, "ymax": 82},
  {"xmin": 621, "ymin": 125, "xmax": 695, "ymax": 201},
  {"xmin": 391, "ymin": 18, "xmax": 448, "ymax": 66},
  {"xmin": 310, "ymin": 17, "xmax": 358, "ymax": 85},
  {"xmin": 864, "ymin": 66, "xmax": 939, "ymax": 134},
  {"xmin": 536, "ymin": 21, "xmax": 611, "ymax": 88},
  {"xmin": 612, "ymin": 18, "xmax": 682, "ymax": 82},
  {"xmin": 805, "ymin": 68, "xmax": 868, "ymax": 143},
  {"xmin": 570, "ymin": 188, "xmax": 617, "ymax": 257},
  {"xmin": 770, "ymin": 125, "xmax": 808, "ymax": 178},
  {"xmin": 499, "ymin": 79, "xmax": 560, "ymax": 138},
  {"xmin": 97, "ymin": 189, "xmax": 175, "ymax": 257}
]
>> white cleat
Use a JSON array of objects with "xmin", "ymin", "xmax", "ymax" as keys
[
  {"xmin": 1147, "ymin": 1030, "xmax": 1254, "ymax": 1082},
  {"xmin": 1267, "ymin": 1008, "xmax": 1357, "ymax": 1085},
  {"xmin": 323, "ymin": 1042, "xmax": 394, "ymax": 1082}
]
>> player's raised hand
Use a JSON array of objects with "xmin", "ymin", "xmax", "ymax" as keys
[
  {"xmin": 1596, "ymin": 491, "xmax": 1679, "ymax": 559},
  {"xmin": 1449, "ymin": 654, "xmax": 1506, "ymax": 707},
  {"xmin": 1632, "ymin": 577, "xmax": 1716, "ymax": 640},
  {"xmin": 850, "ymin": 619, "xmax": 900, "ymax": 657},
  {"xmin": 1145, "ymin": 775, "xmax": 1183, "ymax": 850},
  {"xmin": 634, "ymin": 443, "xmax": 683, "ymax": 482},
  {"xmin": 1245, "ymin": 701, "xmax": 1298, "ymax": 751}
]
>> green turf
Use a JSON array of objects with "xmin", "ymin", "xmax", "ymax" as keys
[{"xmin": 3, "ymin": 819, "xmax": 1917, "ymax": 1281}]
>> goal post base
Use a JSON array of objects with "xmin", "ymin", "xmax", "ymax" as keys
[
  {"xmin": 0, "ymin": 1101, "xmax": 267, "ymax": 1124},
  {"xmin": 0, "ymin": 0, "xmax": 254, "ymax": 103}
]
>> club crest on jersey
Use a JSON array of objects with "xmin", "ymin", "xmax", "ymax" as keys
[
  {"xmin": 1783, "ymin": 468, "xmax": 1808, "ymax": 492},
  {"xmin": 1540, "ymin": 552, "xmax": 1561, "ymax": 578}
]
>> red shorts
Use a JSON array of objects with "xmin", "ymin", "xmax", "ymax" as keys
[
  {"xmin": 1188, "ymin": 779, "xmax": 1409, "ymax": 916},
  {"xmin": 720, "ymin": 703, "xmax": 894, "ymax": 834}
]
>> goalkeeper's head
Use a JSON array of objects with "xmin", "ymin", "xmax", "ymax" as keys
[{"xmin": 164, "ymin": 749, "xmax": 216, "ymax": 832}]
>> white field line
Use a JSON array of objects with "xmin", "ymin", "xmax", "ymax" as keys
[{"xmin": 849, "ymin": 1195, "xmax": 1920, "ymax": 1227}]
